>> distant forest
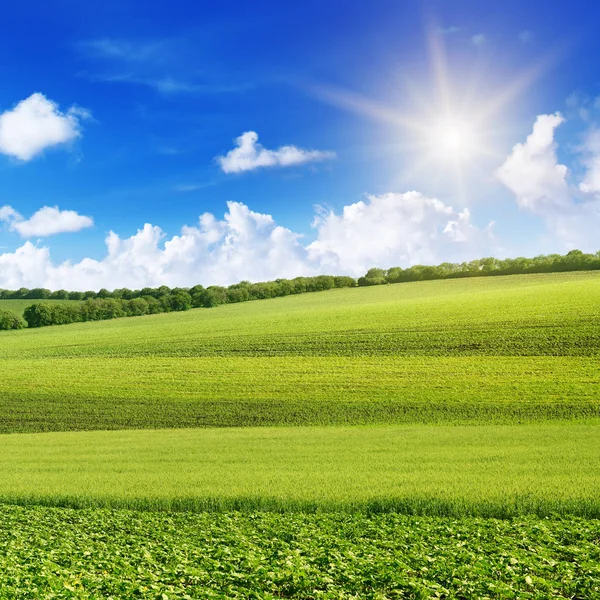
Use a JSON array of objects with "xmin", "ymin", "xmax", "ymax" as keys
[{"xmin": 0, "ymin": 248, "xmax": 598, "ymax": 330}]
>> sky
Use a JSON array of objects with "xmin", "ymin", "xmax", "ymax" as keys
[{"xmin": 1, "ymin": 0, "xmax": 600, "ymax": 290}]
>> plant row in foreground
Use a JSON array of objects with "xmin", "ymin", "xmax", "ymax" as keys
[{"xmin": 1, "ymin": 506, "xmax": 598, "ymax": 599}]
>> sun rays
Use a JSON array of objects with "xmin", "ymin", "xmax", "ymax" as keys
[{"xmin": 306, "ymin": 23, "xmax": 560, "ymax": 205}]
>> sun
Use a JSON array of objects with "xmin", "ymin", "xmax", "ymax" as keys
[
  {"xmin": 428, "ymin": 115, "xmax": 479, "ymax": 161},
  {"xmin": 307, "ymin": 20, "xmax": 554, "ymax": 203}
]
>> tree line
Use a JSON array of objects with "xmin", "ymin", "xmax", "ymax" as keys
[
  {"xmin": 0, "ymin": 276, "xmax": 357, "ymax": 329},
  {"xmin": 0, "ymin": 249, "xmax": 598, "ymax": 330},
  {"xmin": 22, "ymin": 292, "xmax": 194, "ymax": 328},
  {"xmin": 356, "ymin": 249, "xmax": 600, "ymax": 286}
]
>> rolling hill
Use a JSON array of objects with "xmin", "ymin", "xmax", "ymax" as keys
[{"xmin": 0, "ymin": 271, "xmax": 599, "ymax": 433}]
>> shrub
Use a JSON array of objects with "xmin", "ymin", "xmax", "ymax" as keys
[
  {"xmin": 125, "ymin": 298, "xmax": 150, "ymax": 317},
  {"xmin": 0, "ymin": 310, "xmax": 26, "ymax": 330},
  {"xmin": 23, "ymin": 303, "xmax": 56, "ymax": 328},
  {"xmin": 163, "ymin": 292, "xmax": 192, "ymax": 312}
]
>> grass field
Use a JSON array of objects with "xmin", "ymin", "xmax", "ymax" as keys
[
  {"xmin": 1, "ymin": 423, "xmax": 599, "ymax": 516},
  {"xmin": 1, "ymin": 271, "xmax": 599, "ymax": 432},
  {"xmin": 1, "ymin": 356, "xmax": 599, "ymax": 432},
  {"xmin": 2, "ymin": 272, "xmax": 600, "ymax": 360},
  {"xmin": 2, "ymin": 272, "xmax": 600, "ymax": 595}
]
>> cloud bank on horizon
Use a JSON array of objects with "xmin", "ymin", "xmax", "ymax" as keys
[
  {"xmin": 0, "ymin": 194, "xmax": 492, "ymax": 290},
  {"xmin": 0, "ymin": 108, "xmax": 599, "ymax": 291}
]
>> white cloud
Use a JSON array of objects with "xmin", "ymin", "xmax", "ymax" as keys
[
  {"xmin": 496, "ymin": 113, "xmax": 600, "ymax": 250},
  {"xmin": 471, "ymin": 34, "xmax": 486, "ymax": 46},
  {"xmin": 80, "ymin": 38, "xmax": 163, "ymax": 62},
  {"xmin": 217, "ymin": 131, "xmax": 336, "ymax": 173},
  {"xmin": 495, "ymin": 113, "xmax": 570, "ymax": 213},
  {"xmin": 0, "ymin": 206, "xmax": 22, "ymax": 222},
  {"xmin": 307, "ymin": 192, "xmax": 494, "ymax": 274},
  {"xmin": 0, "ymin": 205, "xmax": 93, "ymax": 237},
  {"xmin": 0, "ymin": 93, "xmax": 88, "ymax": 161},
  {"xmin": 0, "ymin": 196, "xmax": 493, "ymax": 291},
  {"xmin": 79, "ymin": 38, "xmax": 250, "ymax": 95}
]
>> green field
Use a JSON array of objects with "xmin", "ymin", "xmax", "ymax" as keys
[
  {"xmin": 1, "ymin": 506, "xmax": 598, "ymax": 598},
  {"xmin": 2, "ymin": 272, "xmax": 600, "ymax": 360},
  {"xmin": 1, "ymin": 271, "xmax": 599, "ymax": 433},
  {"xmin": 1, "ymin": 423, "xmax": 599, "ymax": 516},
  {"xmin": 2, "ymin": 272, "xmax": 600, "ymax": 596}
]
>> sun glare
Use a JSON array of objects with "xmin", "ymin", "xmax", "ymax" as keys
[
  {"xmin": 430, "ymin": 116, "xmax": 478, "ymax": 160},
  {"xmin": 307, "ymin": 21, "xmax": 555, "ymax": 202}
]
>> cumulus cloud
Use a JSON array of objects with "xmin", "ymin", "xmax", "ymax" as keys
[
  {"xmin": 0, "ymin": 196, "xmax": 493, "ymax": 291},
  {"xmin": 307, "ymin": 192, "xmax": 494, "ymax": 274},
  {"xmin": 0, "ymin": 206, "xmax": 22, "ymax": 222},
  {"xmin": 495, "ymin": 113, "xmax": 569, "ymax": 213},
  {"xmin": 217, "ymin": 131, "xmax": 336, "ymax": 173},
  {"xmin": 0, "ymin": 205, "xmax": 93, "ymax": 237},
  {"xmin": 0, "ymin": 93, "xmax": 88, "ymax": 161},
  {"xmin": 496, "ymin": 113, "xmax": 600, "ymax": 249}
]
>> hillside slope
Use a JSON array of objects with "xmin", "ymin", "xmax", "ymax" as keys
[{"xmin": 1, "ymin": 271, "xmax": 599, "ymax": 432}]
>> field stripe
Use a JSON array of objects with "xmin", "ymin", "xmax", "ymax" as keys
[
  {"xmin": 1, "ymin": 422, "xmax": 599, "ymax": 516},
  {"xmin": 1, "ymin": 356, "xmax": 599, "ymax": 432}
]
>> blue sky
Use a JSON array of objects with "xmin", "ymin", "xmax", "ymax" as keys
[{"xmin": 1, "ymin": 0, "xmax": 599, "ymax": 290}]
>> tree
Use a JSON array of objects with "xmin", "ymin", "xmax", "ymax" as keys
[
  {"xmin": 333, "ymin": 276, "xmax": 357, "ymax": 288},
  {"xmin": 359, "ymin": 268, "xmax": 386, "ymax": 286},
  {"xmin": 164, "ymin": 291, "xmax": 192, "ymax": 312},
  {"xmin": 199, "ymin": 287, "xmax": 227, "ymax": 308},
  {"xmin": 0, "ymin": 309, "xmax": 26, "ymax": 330},
  {"xmin": 50, "ymin": 289, "xmax": 70, "ymax": 300},
  {"xmin": 385, "ymin": 267, "xmax": 404, "ymax": 283},
  {"xmin": 140, "ymin": 287, "xmax": 160, "ymax": 299},
  {"xmin": 120, "ymin": 288, "xmax": 134, "ymax": 300},
  {"xmin": 95, "ymin": 298, "xmax": 125, "ymax": 319},
  {"xmin": 291, "ymin": 277, "xmax": 308, "ymax": 294},
  {"xmin": 142, "ymin": 296, "xmax": 164, "ymax": 314},
  {"xmin": 125, "ymin": 297, "xmax": 150, "ymax": 316},
  {"xmin": 23, "ymin": 303, "xmax": 55, "ymax": 328},
  {"xmin": 25, "ymin": 288, "xmax": 51, "ymax": 299},
  {"xmin": 51, "ymin": 303, "xmax": 81, "ymax": 324},
  {"xmin": 226, "ymin": 287, "xmax": 251, "ymax": 303},
  {"xmin": 189, "ymin": 285, "xmax": 205, "ymax": 297}
]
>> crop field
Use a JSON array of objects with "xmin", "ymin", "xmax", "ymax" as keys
[
  {"xmin": 1, "ymin": 423, "xmax": 599, "ymax": 516},
  {"xmin": 1, "ymin": 272, "xmax": 600, "ymax": 360},
  {"xmin": 2, "ymin": 356, "xmax": 600, "ymax": 432},
  {"xmin": 1, "ymin": 272, "xmax": 600, "ymax": 596},
  {"xmin": 1, "ymin": 506, "xmax": 599, "ymax": 599},
  {"xmin": 1, "ymin": 271, "xmax": 599, "ymax": 433}
]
